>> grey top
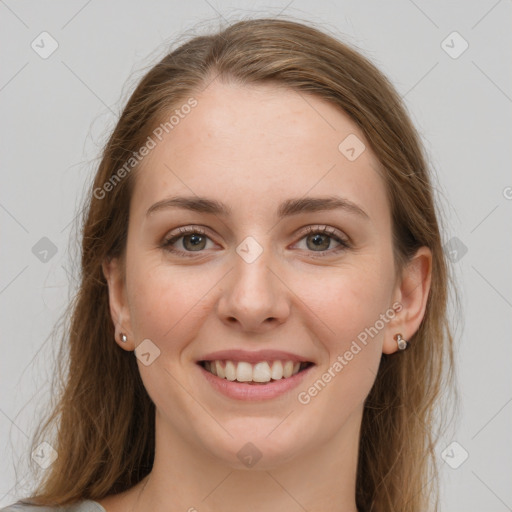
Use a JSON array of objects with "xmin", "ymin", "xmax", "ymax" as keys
[{"xmin": 0, "ymin": 500, "xmax": 106, "ymax": 512}]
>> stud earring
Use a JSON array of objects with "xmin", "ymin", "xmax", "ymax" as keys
[
  {"xmin": 120, "ymin": 333, "xmax": 128, "ymax": 343},
  {"xmin": 395, "ymin": 333, "xmax": 408, "ymax": 351}
]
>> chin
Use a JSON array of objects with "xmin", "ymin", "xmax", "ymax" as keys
[{"xmin": 197, "ymin": 422, "xmax": 307, "ymax": 471}]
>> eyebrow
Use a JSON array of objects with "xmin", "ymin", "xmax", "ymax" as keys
[{"xmin": 146, "ymin": 195, "xmax": 370, "ymax": 220}]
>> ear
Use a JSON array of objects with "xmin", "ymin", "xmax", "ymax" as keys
[
  {"xmin": 102, "ymin": 256, "xmax": 133, "ymax": 351},
  {"xmin": 382, "ymin": 246, "xmax": 432, "ymax": 354}
]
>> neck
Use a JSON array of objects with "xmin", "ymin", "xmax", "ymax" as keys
[{"xmin": 128, "ymin": 407, "xmax": 363, "ymax": 512}]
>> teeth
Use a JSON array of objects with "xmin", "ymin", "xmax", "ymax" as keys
[
  {"xmin": 203, "ymin": 359, "xmax": 307, "ymax": 383},
  {"xmin": 283, "ymin": 361, "xmax": 294, "ymax": 378},
  {"xmin": 271, "ymin": 360, "xmax": 283, "ymax": 380},
  {"xmin": 253, "ymin": 362, "xmax": 272, "ymax": 382},
  {"xmin": 215, "ymin": 360, "xmax": 225, "ymax": 379},
  {"xmin": 225, "ymin": 360, "xmax": 237, "ymax": 381},
  {"xmin": 236, "ymin": 362, "xmax": 253, "ymax": 382}
]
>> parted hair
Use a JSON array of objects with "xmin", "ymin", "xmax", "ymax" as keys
[{"xmin": 19, "ymin": 16, "xmax": 457, "ymax": 512}]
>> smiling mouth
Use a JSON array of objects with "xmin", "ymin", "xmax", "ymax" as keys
[{"xmin": 198, "ymin": 360, "xmax": 314, "ymax": 384}]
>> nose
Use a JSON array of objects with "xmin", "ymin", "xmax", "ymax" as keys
[{"xmin": 216, "ymin": 245, "xmax": 290, "ymax": 334}]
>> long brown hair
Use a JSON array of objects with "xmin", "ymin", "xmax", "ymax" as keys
[{"xmin": 17, "ymin": 16, "xmax": 458, "ymax": 512}]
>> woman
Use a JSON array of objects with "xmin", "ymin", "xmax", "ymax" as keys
[{"xmin": 2, "ymin": 16, "xmax": 456, "ymax": 512}]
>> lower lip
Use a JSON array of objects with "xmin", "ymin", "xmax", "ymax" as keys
[{"xmin": 198, "ymin": 363, "xmax": 314, "ymax": 401}]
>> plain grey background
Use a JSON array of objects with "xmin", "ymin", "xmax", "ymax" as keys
[{"xmin": 1, "ymin": 1, "xmax": 511, "ymax": 510}]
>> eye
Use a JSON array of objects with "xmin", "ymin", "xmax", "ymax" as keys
[
  {"xmin": 293, "ymin": 225, "xmax": 350, "ymax": 257},
  {"xmin": 161, "ymin": 226, "xmax": 215, "ymax": 257},
  {"xmin": 161, "ymin": 225, "xmax": 351, "ymax": 258}
]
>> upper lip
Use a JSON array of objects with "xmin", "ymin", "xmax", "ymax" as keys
[{"xmin": 197, "ymin": 349, "xmax": 314, "ymax": 364}]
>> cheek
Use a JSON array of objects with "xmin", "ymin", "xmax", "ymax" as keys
[
  {"xmin": 126, "ymin": 256, "xmax": 213, "ymax": 348},
  {"xmin": 295, "ymin": 255, "xmax": 394, "ymax": 395},
  {"xmin": 125, "ymin": 259, "xmax": 209, "ymax": 406},
  {"xmin": 294, "ymin": 269, "xmax": 391, "ymax": 431},
  {"xmin": 300, "ymin": 258, "xmax": 394, "ymax": 345},
  {"xmin": 285, "ymin": 262, "xmax": 394, "ymax": 453}
]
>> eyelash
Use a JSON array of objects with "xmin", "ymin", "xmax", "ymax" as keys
[{"xmin": 161, "ymin": 225, "xmax": 351, "ymax": 259}]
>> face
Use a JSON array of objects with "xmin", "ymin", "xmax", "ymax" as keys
[{"xmin": 106, "ymin": 80, "xmax": 407, "ymax": 469}]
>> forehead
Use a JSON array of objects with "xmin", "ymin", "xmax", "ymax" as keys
[{"xmin": 131, "ymin": 80, "xmax": 389, "ymax": 226}]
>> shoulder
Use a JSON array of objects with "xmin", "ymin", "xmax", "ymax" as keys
[{"xmin": 0, "ymin": 500, "xmax": 106, "ymax": 512}]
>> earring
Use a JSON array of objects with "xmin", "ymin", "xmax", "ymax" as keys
[
  {"xmin": 120, "ymin": 333, "xmax": 128, "ymax": 343},
  {"xmin": 395, "ymin": 333, "xmax": 408, "ymax": 351}
]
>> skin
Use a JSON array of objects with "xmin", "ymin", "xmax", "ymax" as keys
[{"xmin": 99, "ymin": 79, "xmax": 432, "ymax": 512}]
